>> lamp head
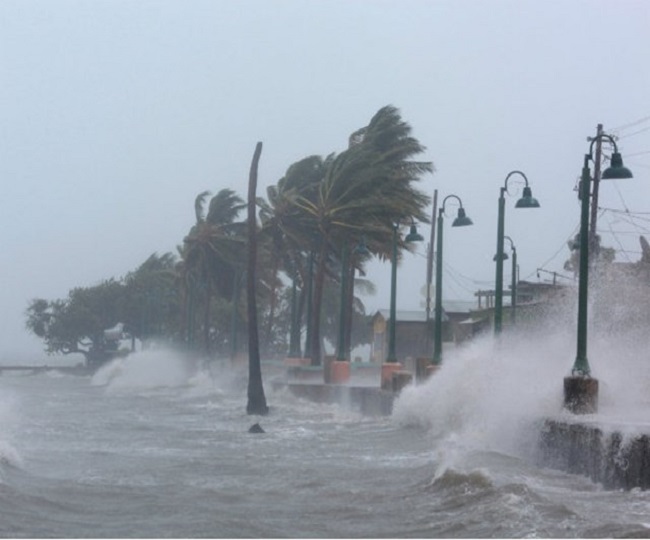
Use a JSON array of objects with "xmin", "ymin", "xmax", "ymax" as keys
[
  {"xmin": 515, "ymin": 186, "xmax": 540, "ymax": 208},
  {"xmin": 405, "ymin": 224, "xmax": 424, "ymax": 243},
  {"xmin": 353, "ymin": 236, "xmax": 371, "ymax": 256},
  {"xmin": 493, "ymin": 252, "xmax": 509, "ymax": 261},
  {"xmin": 452, "ymin": 207, "xmax": 473, "ymax": 227},
  {"xmin": 601, "ymin": 152, "xmax": 633, "ymax": 179}
]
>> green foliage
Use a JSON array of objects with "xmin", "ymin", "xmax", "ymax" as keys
[
  {"xmin": 179, "ymin": 189, "xmax": 248, "ymax": 353},
  {"xmin": 26, "ymin": 279, "xmax": 126, "ymax": 360},
  {"xmin": 25, "ymin": 104, "xmax": 430, "ymax": 366},
  {"xmin": 267, "ymin": 105, "xmax": 432, "ymax": 363},
  {"xmin": 122, "ymin": 252, "xmax": 179, "ymax": 342},
  {"xmin": 25, "ymin": 253, "xmax": 180, "ymax": 363}
]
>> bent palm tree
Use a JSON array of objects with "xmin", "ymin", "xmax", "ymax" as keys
[
  {"xmin": 246, "ymin": 142, "xmax": 269, "ymax": 415},
  {"xmin": 296, "ymin": 106, "xmax": 433, "ymax": 364},
  {"xmin": 181, "ymin": 189, "xmax": 246, "ymax": 353}
]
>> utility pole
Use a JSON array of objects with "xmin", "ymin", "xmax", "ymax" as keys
[
  {"xmin": 426, "ymin": 188, "xmax": 438, "ymax": 322},
  {"xmin": 589, "ymin": 123, "xmax": 604, "ymax": 257}
]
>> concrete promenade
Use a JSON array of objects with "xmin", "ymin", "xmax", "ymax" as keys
[
  {"xmin": 270, "ymin": 361, "xmax": 650, "ymax": 491},
  {"xmin": 538, "ymin": 415, "xmax": 650, "ymax": 490},
  {"xmin": 270, "ymin": 361, "xmax": 397, "ymax": 416},
  {"xmin": 0, "ymin": 364, "xmax": 91, "ymax": 375}
]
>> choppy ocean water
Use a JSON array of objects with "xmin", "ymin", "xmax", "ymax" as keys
[{"xmin": 1, "ymin": 338, "xmax": 650, "ymax": 538}]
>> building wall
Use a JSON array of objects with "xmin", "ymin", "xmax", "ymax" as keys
[{"xmin": 371, "ymin": 316, "xmax": 435, "ymax": 362}]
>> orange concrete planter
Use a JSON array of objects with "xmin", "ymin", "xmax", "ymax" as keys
[
  {"xmin": 230, "ymin": 353, "xmax": 248, "ymax": 368},
  {"xmin": 329, "ymin": 360, "xmax": 351, "ymax": 384},
  {"xmin": 380, "ymin": 362, "xmax": 403, "ymax": 390},
  {"xmin": 415, "ymin": 357, "xmax": 430, "ymax": 380},
  {"xmin": 425, "ymin": 365, "xmax": 440, "ymax": 379},
  {"xmin": 391, "ymin": 370, "xmax": 413, "ymax": 393},
  {"xmin": 283, "ymin": 357, "xmax": 310, "ymax": 367}
]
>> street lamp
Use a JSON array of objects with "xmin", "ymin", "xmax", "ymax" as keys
[
  {"xmin": 493, "ymin": 236, "xmax": 518, "ymax": 326},
  {"xmin": 433, "ymin": 195, "xmax": 473, "ymax": 365},
  {"xmin": 505, "ymin": 236, "xmax": 517, "ymax": 326},
  {"xmin": 494, "ymin": 171, "xmax": 539, "ymax": 335},
  {"xmin": 386, "ymin": 221, "xmax": 424, "ymax": 363},
  {"xmin": 565, "ymin": 133, "xmax": 632, "ymax": 414}
]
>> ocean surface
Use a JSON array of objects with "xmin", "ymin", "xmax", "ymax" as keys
[{"xmin": 1, "ymin": 338, "xmax": 650, "ymax": 538}]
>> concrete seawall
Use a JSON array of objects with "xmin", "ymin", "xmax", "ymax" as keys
[
  {"xmin": 271, "ymin": 380, "xmax": 395, "ymax": 416},
  {"xmin": 537, "ymin": 418, "xmax": 650, "ymax": 490},
  {"xmin": 272, "ymin": 364, "xmax": 650, "ymax": 491}
]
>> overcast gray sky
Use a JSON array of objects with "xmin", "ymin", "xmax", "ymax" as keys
[{"xmin": 1, "ymin": 0, "xmax": 649, "ymax": 360}]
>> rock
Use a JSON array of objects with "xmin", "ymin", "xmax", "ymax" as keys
[{"xmin": 248, "ymin": 423, "xmax": 265, "ymax": 434}]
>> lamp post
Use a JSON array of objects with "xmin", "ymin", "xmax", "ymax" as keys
[
  {"xmin": 494, "ymin": 236, "xmax": 518, "ymax": 326},
  {"xmin": 433, "ymin": 195, "xmax": 473, "ymax": 365},
  {"xmin": 564, "ymin": 133, "xmax": 632, "ymax": 414},
  {"xmin": 494, "ymin": 171, "xmax": 540, "ymax": 335},
  {"xmin": 386, "ymin": 221, "xmax": 424, "ymax": 363},
  {"xmin": 380, "ymin": 221, "xmax": 423, "ymax": 390},
  {"xmin": 505, "ymin": 236, "xmax": 517, "ymax": 326}
]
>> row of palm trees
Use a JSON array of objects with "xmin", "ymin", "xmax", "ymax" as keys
[{"xmin": 177, "ymin": 105, "xmax": 433, "ymax": 365}]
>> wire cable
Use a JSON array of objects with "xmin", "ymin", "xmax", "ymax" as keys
[
  {"xmin": 619, "ymin": 126, "xmax": 650, "ymax": 140},
  {"xmin": 610, "ymin": 115, "xmax": 650, "ymax": 133}
]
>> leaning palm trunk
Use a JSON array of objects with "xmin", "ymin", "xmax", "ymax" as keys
[
  {"xmin": 345, "ymin": 264, "xmax": 355, "ymax": 359},
  {"xmin": 309, "ymin": 237, "xmax": 328, "ymax": 366},
  {"xmin": 202, "ymin": 278, "xmax": 212, "ymax": 354},
  {"xmin": 263, "ymin": 253, "xmax": 280, "ymax": 355},
  {"xmin": 246, "ymin": 142, "xmax": 269, "ymax": 415}
]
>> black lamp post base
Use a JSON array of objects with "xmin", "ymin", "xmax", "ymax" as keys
[{"xmin": 564, "ymin": 376, "xmax": 599, "ymax": 414}]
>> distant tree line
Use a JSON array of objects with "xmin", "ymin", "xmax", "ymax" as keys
[{"xmin": 25, "ymin": 105, "xmax": 433, "ymax": 367}]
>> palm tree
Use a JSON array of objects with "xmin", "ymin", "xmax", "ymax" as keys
[
  {"xmin": 246, "ymin": 142, "xmax": 268, "ymax": 416},
  {"xmin": 258, "ymin": 155, "xmax": 328, "ymax": 358},
  {"xmin": 181, "ymin": 188, "xmax": 246, "ymax": 354},
  {"xmin": 296, "ymin": 105, "xmax": 432, "ymax": 365},
  {"xmin": 256, "ymin": 105, "xmax": 431, "ymax": 366}
]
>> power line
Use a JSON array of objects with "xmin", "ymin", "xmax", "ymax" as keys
[
  {"xmin": 442, "ymin": 261, "xmax": 480, "ymax": 296},
  {"xmin": 600, "ymin": 230, "xmax": 650, "ymax": 236},
  {"xmin": 599, "ymin": 206, "xmax": 650, "ymax": 216},
  {"xmin": 522, "ymin": 222, "xmax": 581, "ymax": 281},
  {"xmin": 626, "ymin": 161, "xmax": 650, "ymax": 170},
  {"xmin": 612, "ymin": 180, "xmax": 630, "ymax": 213},
  {"xmin": 610, "ymin": 115, "xmax": 650, "ymax": 133},
  {"xmin": 624, "ymin": 150, "xmax": 650, "ymax": 158},
  {"xmin": 604, "ymin": 212, "xmax": 650, "ymax": 231},
  {"xmin": 619, "ymin": 126, "xmax": 650, "ymax": 140},
  {"xmin": 605, "ymin": 219, "xmax": 632, "ymax": 262}
]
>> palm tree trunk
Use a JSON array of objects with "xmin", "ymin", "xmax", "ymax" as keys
[
  {"xmin": 263, "ymin": 253, "xmax": 280, "ymax": 355},
  {"xmin": 203, "ymin": 278, "xmax": 212, "ymax": 354},
  {"xmin": 309, "ymin": 237, "xmax": 327, "ymax": 366},
  {"xmin": 246, "ymin": 142, "xmax": 268, "ymax": 416},
  {"xmin": 179, "ymin": 276, "xmax": 188, "ymax": 347},
  {"xmin": 345, "ymin": 264, "xmax": 355, "ymax": 359},
  {"xmin": 303, "ymin": 251, "xmax": 314, "ymax": 360}
]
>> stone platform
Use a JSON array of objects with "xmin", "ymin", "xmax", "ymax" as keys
[
  {"xmin": 271, "ymin": 380, "xmax": 395, "ymax": 416},
  {"xmin": 538, "ymin": 417, "xmax": 650, "ymax": 490}
]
